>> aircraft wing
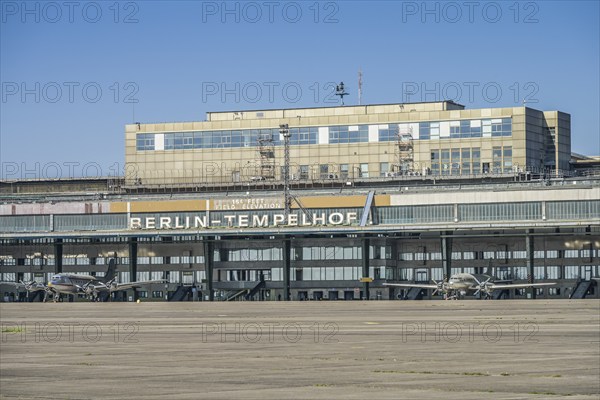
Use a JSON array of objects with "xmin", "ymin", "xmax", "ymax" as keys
[
  {"xmin": 0, "ymin": 281, "xmax": 23, "ymax": 287},
  {"xmin": 113, "ymin": 279, "xmax": 167, "ymax": 291},
  {"xmin": 488, "ymin": 282, "xmax": 556, "ymax": 290},
  {"xmin": 383, "ymin": 282, "xmax": 439, "ymax": 290},
  {"xmin": 0, "ymin": 281, "xmax": 47, "ymax": 291}
]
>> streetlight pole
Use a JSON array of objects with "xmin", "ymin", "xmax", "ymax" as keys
[
  {"xmin": 280, "ymin": 123, "xmax": 291, "ymax": 218},
  {"xmin": 279, "ymin": 123, "xmax": 291, "ymax": 301}
]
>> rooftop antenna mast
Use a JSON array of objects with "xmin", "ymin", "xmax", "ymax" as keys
[
  {"xmin": 335, "ymin": 82, "xmax": 349, "ymax": 105},
  {"xmin": 358, "ymin": 69, "xmax": 363, "ymax": 105}
]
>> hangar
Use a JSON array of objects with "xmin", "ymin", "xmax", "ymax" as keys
[{"xmin": 1, "ymin": 101, "xmax": 598, "ymax": 301}]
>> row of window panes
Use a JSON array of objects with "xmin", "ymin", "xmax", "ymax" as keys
[
  {"xmin": 329, "ymin": 125, "xmax": 369, "ymax": 143},
  {"xmin": 3, "ymin": 248, "xmax": 593, "ymax": 270},
  {"xmin": 420, "ymin": 118, "xmax": 512, "ymax": 140},
  {"xmin": 431, "ymin": 147, "xmax": 480, "ymax": 175},
  {"xmin": 136, "ymin": 118, "xmax": 512, "ymax": 152},
  {"xmin": 62, "ymin": 257, "xmax": 204, "ymax": 266},
  {"xmin": 292, "ymin": 246, "xmax": 391, "ymax": 261},
  {"xmin": 547, "ymin": 201, "xmax": 600, "ymax": 220},
  {"xmin": 14, "ymin": 247, "xmax": 595, "ymax": 267},
  {"xmin": 531, "ymin": 265, "xmax": 599, "ymax": 280},
  {"xmin": 136, "ymin": 134, "xmax": 155, "ymax": 151},
  {"xmin": 396, "ymin": 268, "xmax": 445, "ymax": 281},
  {"xmin": 234, "ymin": 265, "xmax": 597, "ymax": 282},
  {"xmin": 379, "ymin": 205, "xmax": 454, "ymax": 224},
  {"xmin": 399, "ymin": 249, "xmax": 597, "ymax": 261},
  {"xmin": 226, "ymin": 270, "xmax": 268, "ymax": 281},
  {"xmin": 459, "ymin": 202, "xmax": 540, "ymax": 222},
  {"xmin": 7, "ymin": 256, "xmax": 206, "ymax": 267},
  {"xmin": 137, "ymin": 256, "xmax": 206, "ymax": 265},
  {"xmin": 271, "ymin": 266, "xmax": 384, "ymax": 281},
  {"xmin": 220, "ymin": 248, "xmax": 283, "ymax": 262}
]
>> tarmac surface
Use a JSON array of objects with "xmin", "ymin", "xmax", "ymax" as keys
[{"xmin": 1, "ymin": 300, "xmax": 599, "ymax": 400}]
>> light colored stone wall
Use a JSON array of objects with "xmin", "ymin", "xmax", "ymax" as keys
[{"xmin": 125, "ymin": 103, "xmax": 569, "ymax": 186}]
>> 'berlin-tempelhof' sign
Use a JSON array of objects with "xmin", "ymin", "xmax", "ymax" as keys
[{"xmin": 129, "ymin": 212, "xmax": 358, "ymax": 230}]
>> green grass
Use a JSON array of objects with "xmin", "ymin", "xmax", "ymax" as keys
[
  {"xmin": 528, "ymin": 391, "xmax": 559, "ymax": 396},
  {"xmin": 1, "ymin": 326, "xmax": 25, "ymax": 333},
  {"xmin": 373, "ymin": 370, "xmax": 490, "ymax": 376}
]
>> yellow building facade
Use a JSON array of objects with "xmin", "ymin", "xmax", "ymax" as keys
[{"xmin": 125, "ymin": 101, "xmax": 571, "ymax": 187}]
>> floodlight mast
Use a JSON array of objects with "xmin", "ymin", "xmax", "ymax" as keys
[{"xmin": 280, "ymin": 124, "xmax": 291, "ymax": 218}]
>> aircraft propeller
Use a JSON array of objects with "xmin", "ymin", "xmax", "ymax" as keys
[
  {"xmin": 19, "ymin": 280, "xmax": 48, "ymax": 292},
  {"xmin": 473, "ymin": 276, "xmax": 493, "ymax": 299},
  {"xmin": 79, "ymin": 281, "xmax": 101, "ymax": 301},
  {"xmin": 432, "ymin": 279, "xmax": 447, "ymax": 296}
]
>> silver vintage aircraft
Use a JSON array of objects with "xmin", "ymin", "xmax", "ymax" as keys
[
  {"xmin": 383, "ymin": 272, "xmax": 556, "ymax": 300},
  {"xmin": 2, "ymin": 259, "xmax": 164, "ymax": 302}
]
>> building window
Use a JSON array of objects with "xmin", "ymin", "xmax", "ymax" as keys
[
  {"xmin": 319, "ymin": 164, "xmax": 329, "ymax": 179},
  {"xmin": 398, "ymin": 268, "xmax": 413, "ymax": 281},
  {"xmin": 451, "ymin": 149, "xmax": 460, "ymax": 175},
  {"xmin": 493, "ymin": 146, "xmax": 502, "ymax": 174},
  {"xmin": 431, "ymin": 150, "xmax": 440, "ymax": 175},
  {"xmin": 430, "ymin": 122, "xmax": 440, "ymax": 140},
  {"xmin": 545, "ymin": 127, "xmax": 557, "ymax": 168},
  {"xmin": 503, "ymin": 146, "xmax": 513, "ymax": 173},
  {"xmin": 547, "ymin": 266, "xmax": 560, "ymax": 279},
  {"xmin": 380, "ymin": 162, "xmax": 389, "ymax": 177},
  {"xmin": 136, "ymin": 134, "xmax": 155, "ymax": 151},
  {"xmin": 378, "ymin": 124, "xmax": 399, "ymax": 142},
  {"xmin": 419, "ymin": 122, "xmax": 430, "ymax": 140},
  {"xmin": 340, "ymin": 164, "xmax": 349, "ymax": 179},
  {"xmin": 564, "ymin": 266, "xmax": 579, "ymax": 279},
  {"xmin": 359, "ymin": 163, "xmax": 369, "ymax": 178},
  {"xmin": 299, "ymin": 165, "xmax": 309, "ymax": 180}
]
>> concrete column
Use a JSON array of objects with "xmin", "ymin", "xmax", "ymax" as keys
[
  {"xmin": 282, "ymin": 238, "xmax": 291, "ymax": 301},
  {"xmin": 203, "ymin": 239, "xmax": 214, "ymax": 301},
  {"xmin": 128, "ymin": 237, "xmax": 138, "ymax": 301},
  {"xmin": 526, "ymin": 229, "xmax": 535, "ymax": 299},
  {"xmin": 54, "ymin": 238, "xmax": 63, "ymax": 274},
  {"xmin": 362, "ymin": 237, "xmax": 370, "ymax": 300},
  {"xmin": 441, "ymin": 232, "xmax": 453, "ymax": 281}
]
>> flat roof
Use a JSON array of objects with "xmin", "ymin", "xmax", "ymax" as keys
[{"xmin": 206, "ymin": 100, "xmax": 466, "ymax": 115}]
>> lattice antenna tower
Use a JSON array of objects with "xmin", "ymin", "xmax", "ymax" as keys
[{"xmin": 358, "ymin": 70, "xmax": 363, "ymax": 105}]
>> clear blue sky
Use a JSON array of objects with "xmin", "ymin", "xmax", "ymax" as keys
[{"xmin": 1, "ymin": 0, "xmax": 599, "ymax": 178}]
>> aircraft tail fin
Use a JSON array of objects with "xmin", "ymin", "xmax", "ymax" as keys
[
  {"xmin": 485, "ymin": 264, "xmax": 493, "ymax": 278},
  {"xmin": 104, "ymin": 258, "xmax": 117, "ymax": 283}
]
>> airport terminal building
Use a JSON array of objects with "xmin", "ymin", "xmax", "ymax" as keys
[{"xmin": 1, "ymin": 101, "xmax": 598, "ymax": 301}]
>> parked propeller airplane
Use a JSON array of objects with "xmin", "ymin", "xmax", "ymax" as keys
[
  {"xmin": 1, "ymin": 259, "xmax": 165, "ymax": 302},
  {"xmin": 383, "ymin": 272, "xmax": 556, "ymax": 300}
]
